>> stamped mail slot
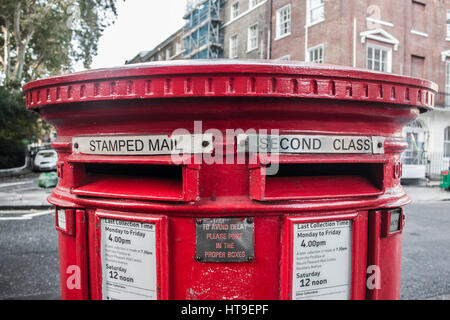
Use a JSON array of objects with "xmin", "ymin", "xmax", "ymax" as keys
[{"xmin": 195, "ymin": 217, "xmax": 254, "ymax": 262}]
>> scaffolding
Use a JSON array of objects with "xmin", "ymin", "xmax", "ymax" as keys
[{"xmin": 183, "ymin": 0, "xmax": 224, "ymax": 59}]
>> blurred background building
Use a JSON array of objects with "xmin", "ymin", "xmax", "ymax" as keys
[{"xmin": 126, "ymin": 0, "xmax": 450, "ymax": 183}]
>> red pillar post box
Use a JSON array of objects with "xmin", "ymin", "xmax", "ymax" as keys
[{"xmin": 23, "ymin": 61, "xmax": 437, "ymax": 300}]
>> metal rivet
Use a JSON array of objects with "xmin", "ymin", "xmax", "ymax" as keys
[
  {"xmin": 195, "ymin": 256, "xmax": 202, "ymax": 262},
  {"xmin": 248, "ymin": 256, "xmax": 254, "ymax": 262},
  {"xmin": 378, "ymin": 142, "xmax": 383, "ymax": 148},
  {"xmin": 74, "ymin": 143, "xmax": 79, "ymax": 149},
  {"xmin": 202, "ymin": 140, "xmax": 210, "ymax": 148},
  {"xmin": 247, "ymin": 217, "xmax": 253, "ymax": 224},
  {"xmin": 196, "ymin": 218, "xmax": 203, "ymax": 225}
]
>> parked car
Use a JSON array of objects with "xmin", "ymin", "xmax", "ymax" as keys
[{"xmin": 33, "ymin": 149, "xmax": 58, "ymax": 172}]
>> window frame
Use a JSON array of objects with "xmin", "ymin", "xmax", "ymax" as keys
[
  {"xmin": 165, "ymin": 48, "xmax": 171, "ymax": 60},
  {"xmin": 447, "ymin": 9, "xmax": 450, "ymax": 40},
  {"xmin": 444, "ymin": 126, "xmax": 450, "ymax": 158},
  {"xmin": 275, "ymin": 4, "xmax": 291, "ymax": 40},
  {"xmin": 307, "ymin": 0, "xmax": 325, "ymax": 26},
  {"xmin": 175, "ymin": 41, "xmax": 183, "ymax": 55},
  {"xmin": 446, "ymin": 61, "xmax": 450, "ymax": 108},
  {"xmin": 229, "ymin": 34, "xmax": 239, "ymax": 58},
  {"xmin": 247, "ymin": 23, "xmax": 259, "ymax": 52},
  {"xmin": 307, "ymin": 44, "xmax": 324, "ymax": 63},
  {"xmin": 249, "ymin": 0, "xmax": 259, "ymax": 9},
  {"xmin": 366, "ymin": 43, "xmax": 392, "ymax": 73},
  {"xmin": 411, "ymin": 0, "xmax": 426, "ymax": 34},
  {"xmin": 231, "ymin": 2, "xmax": 240, "ymax": 20}
]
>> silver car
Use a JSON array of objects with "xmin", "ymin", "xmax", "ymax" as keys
[{"xmin": 33, "ymin": 149, "xmax": 58, "ymax": 171}]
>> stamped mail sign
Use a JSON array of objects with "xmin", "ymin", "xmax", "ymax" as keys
[{"xmin": 72, "ymin": 134, "xmax": 213, "ymax": 155}]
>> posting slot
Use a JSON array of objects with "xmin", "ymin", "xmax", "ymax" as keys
[
  {"xmin": 250, "ymin": 161, "xmax": 385, "ymax": 201},
  {"xmin": 70, "ymin": 160, "xmax": 199, "ymax": 202}
]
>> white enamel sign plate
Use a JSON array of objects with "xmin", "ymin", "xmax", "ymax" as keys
[
  {"xmin": 242, "ymin": 134, "xmax": 385, "ymax": 154},
  {"xmin": 292, "ymin": 220, "xmax": 352, "ymax": 300},
  {"xmin": 101, "ymin": 218, "xmax": 157, "ymax": 300},
  {"xmin": 73, "ymin": 134, "xmax": 213, "ymax": 155},
  {"xmin": 57, "ymin": 209, "xmax": 66, "ymax": 231}
]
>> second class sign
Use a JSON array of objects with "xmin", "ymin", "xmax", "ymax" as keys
[{"xmin": 244, "ymin": 134, "xmax": 385, "ymax": 154}]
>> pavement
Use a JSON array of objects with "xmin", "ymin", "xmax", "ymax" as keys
[
  {"xmin": 401, "ymin": 201, "xmax": 450, "ymax": 300},
  {"xmin": 0, "ymin": 171, "xmax": 53, "ymax": 210},
  {"xmin": 0, "ymin": 209, "xmax": 60, "ymax": 300},
  {"xmin": 403, "ymin": 185, "xmax": 450, "ymax": 202},
  {"xmin": 0, "ymin": 188, "xmax": 52, "ymax": 210}
]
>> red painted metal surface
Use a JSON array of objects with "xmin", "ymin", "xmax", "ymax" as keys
[{"xmin": 23, "ymin": 60, "xmax": 437, "ymax": 300}]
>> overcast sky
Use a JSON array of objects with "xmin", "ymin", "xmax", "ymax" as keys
[{"xmin": 84, "ymin": 0, "xmax": 186, "ymax": 71}]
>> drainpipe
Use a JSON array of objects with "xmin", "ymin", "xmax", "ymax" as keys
[
  {"xmin": 305, "ymin": 24, "xmax": 309, "ymax": 61},
  {"xmin": 304, "ymin": 1, "xmax": 309, "ymax": 61},
  {"xmin": 353, "ymin": 17, "xmax": 357, "ymax": 67},
  {"xmin": 267, "ymin": 0, "xmax": 272, "ymax": 59}
]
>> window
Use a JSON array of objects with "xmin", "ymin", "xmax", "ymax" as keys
[
  {"xmin": 247, "ymin": 24, "xmax": 258, "ymax": 51},
  {"xmin": 165, "ymin": 48, "xmax": 171, "ymax": 60},
  {"xmin": 276, "ymin": 5, "xmax": 291, "ymax": 39},
  {"xmin": 367, "ymin": 44, "xmax": 392, "ymax": 72},
  {"xmin": 445, "ymin": 127, "xmax": 450, "ymax": 157},
  {"xmin": 402, "ymin": 120, "xmax": 427, "ymax": 165},
  {"xmin": 411, "ymin": 55, "xmax": 425, "ymax": 78},
  {"xmin": 411, "ymin": 0, "xmax": 426, "ymax": 33},
  {"xmin": 176, "ymin": 41, "xmax": 183, "ymax": 54},
  {"xmin": 307, "ymin": 0, "xmax": 324, "ymax": 25},
  {"xmin": 308, "ymin": 44, "xmax": 324, "ymax": 63},
  {"xmin": 231, "ymin": 2, "xmax": 239, "ymax": 20},
  {"xmin": 230, "ymin": 34, "xmax": 238, "ymax": 58},
  {"xmin": 249, "ymin": 0, "xmax": 260, "ymax": 8},
  {"xmin": 446, "ymin": 61, "xmax": 450, "ymax": 107},
  {"xmin": 447, "ymin": 10, "xmax": 450, "ymax": 39}
]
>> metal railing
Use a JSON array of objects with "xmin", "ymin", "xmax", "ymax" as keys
[
  {"xmin": 427, "ymin": 152, "xmax": 450, "ymax": 178},
  {"xmin": 401, "ymin": 150, "xmax": 427, "ymax": 165},
  {"xmin": 401, "ymin": 151, "xmax": 450, "ymax": 179}
]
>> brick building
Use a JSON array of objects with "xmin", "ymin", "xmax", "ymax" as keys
[
  {"xmin": 222, "ymin": 0, "xmax": 268, "ymax": 59},
  {"xmin": 126, "ymin": 0, "xmax": 450, "ymax": 181},
  {"xmin": 125, "ymin": 28, "xmax": 185, "ymax": 63}
]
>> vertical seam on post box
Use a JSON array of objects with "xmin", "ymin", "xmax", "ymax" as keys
[
  {"xmin": 75, "ymin": 209, "xmax": 90, "ymax": 299},
  {"xmin": 367, "ymin": 210, "xmax": 381, "ymax": 300}
]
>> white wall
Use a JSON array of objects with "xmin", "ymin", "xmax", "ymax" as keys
[
  {"xmin": 417, "ymin": 108, "xmax": 450, "ymax": 178},
  {"xmin": 419, "ymin": 108, "xmax": 450, "ymax": 154}
]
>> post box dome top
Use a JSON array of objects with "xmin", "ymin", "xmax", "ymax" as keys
[{"xmin": 23, "ymin": 60, "xmax": 438, "ymax": 112}]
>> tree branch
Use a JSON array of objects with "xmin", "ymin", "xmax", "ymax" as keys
[
  {"xmin": 1, "ymin": 25, "xmax": 11, "ymax": 81},
  {"xmin": 12, "ymin": 28, "xmax": 34, "ymax": 81},
  {"xmin": 31, "ymin": 51, "xmax": 47, "ymax": 72},
  {"xmin": 13, "ymin": 1, "xmax": 22, "ymax": 49}
]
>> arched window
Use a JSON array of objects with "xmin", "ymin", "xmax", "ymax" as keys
[{"xmin": 444, "ymin": 126, "xmax": 450, "ymax": 158}]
